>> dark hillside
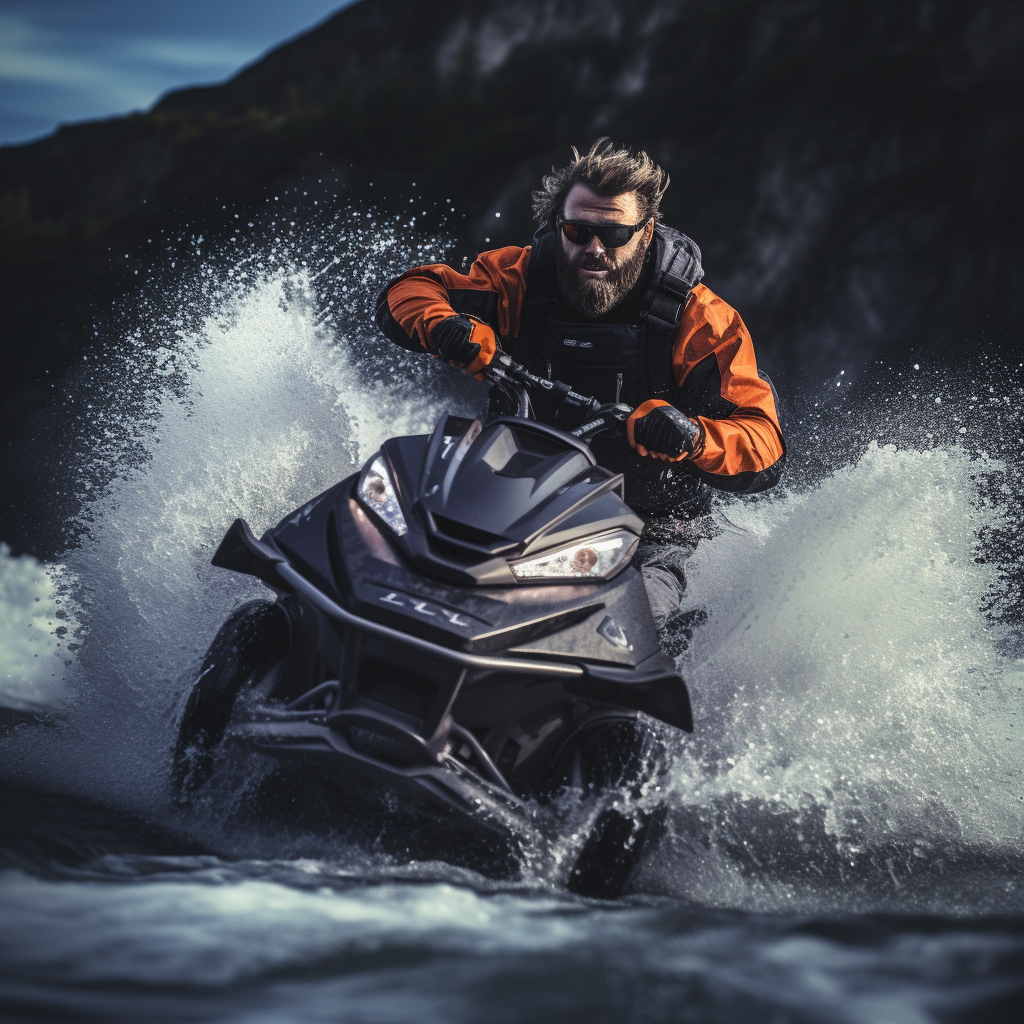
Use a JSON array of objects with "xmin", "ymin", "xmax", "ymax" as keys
[{"xmin": 2, "ymin": 0, "xmax": 1022, "ymax": 429}]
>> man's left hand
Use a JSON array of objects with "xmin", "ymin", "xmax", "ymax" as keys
[{"xmin": 628, "ymin": 401, "xmax": 701, "ymax": 460}]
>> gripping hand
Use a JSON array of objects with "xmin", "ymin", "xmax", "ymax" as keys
[
  {"xmin": 628, "ymin": 401, "xmax": 701, "ymax": 460},
  {"xmin": 429, "ymin": 315, "xmax": 497, "ymax": 377}
]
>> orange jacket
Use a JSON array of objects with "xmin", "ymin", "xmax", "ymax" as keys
[{"xmin": 382, "ymin": 245, "xmax": 784, "ymax": 487}]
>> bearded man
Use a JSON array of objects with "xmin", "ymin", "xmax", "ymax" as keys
[{"xmin": 375, "ymin": 139, "xmax": 785, "ymax": 628}]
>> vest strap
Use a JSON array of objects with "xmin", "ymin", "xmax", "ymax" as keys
[
  {"xmin": 508, "ymin": 225, "xmax": 557, "ymax": 371},
  {"xmin": 640, "ymin": 227, "xmax": 704, "ymax": 401}
]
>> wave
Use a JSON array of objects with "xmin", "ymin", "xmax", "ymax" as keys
[{"xmin": 0, "ymin": 205, "xmax": 1020, "ymax": 915}]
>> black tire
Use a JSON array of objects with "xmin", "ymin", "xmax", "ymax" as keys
[
  {"xmin": 553, "ymin": 715, "xmax": 668, "ymax": 899},
  {"xmin": 173, "ymin": 599, "xmax": 290, "ymax": 793},
  {"xmin": 567, "ymin": 804, "xmax": 664, "ymax": 899}
]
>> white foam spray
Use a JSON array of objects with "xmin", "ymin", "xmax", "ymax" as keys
[
  {"xmin": 0, "ymin": 204, "xmax": 1020, "ymax": 912},
  {"xmin": 0, "ymin": 208, "xmax": 481, "ymax": 813},
  {"xmin": 0, "ymin": 545, "xmax": 78, "ymax": 712},
  {"xmin": 646, "ymin": 442, "xmax": 1023, "ymax": 909}
]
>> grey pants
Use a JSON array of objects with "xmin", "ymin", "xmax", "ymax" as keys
[{"xmin": 638, "ymin": 542, "xmax": 695, "ymax": 631}]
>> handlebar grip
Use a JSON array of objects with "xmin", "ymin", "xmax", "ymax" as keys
[
  {"xmin": 569, "ymin": 404, "xmax": 634, "ymax": 439},
  {"xmin": 486, "ymin": 353, "xmax": 628, "ymax": 429}
]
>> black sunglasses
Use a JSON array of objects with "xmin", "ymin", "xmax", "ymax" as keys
[{"xmin": 556, "ymin": 215, "xmax": 649, "ymax": 249}]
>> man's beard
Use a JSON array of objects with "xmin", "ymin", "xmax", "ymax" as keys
[{"xmin": 555, "ymin": 237, "xmax": 649, "ymax": 318}]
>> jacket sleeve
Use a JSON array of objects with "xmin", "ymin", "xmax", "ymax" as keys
[
  {"xmin": 374, "ymin": 246, "xmax": 530, "ymax": 354},
  {"xmin": 670, "ymin": 284, "xmax": 786, "ymax": 493}
]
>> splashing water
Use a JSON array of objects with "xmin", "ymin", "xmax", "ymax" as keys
[
  {"xmin": 0, "ymin": 205, "xmax": 1021, "ymax": 920},
  {"xmin": 1, "ymin": 204, "xmax": 1023, "ymax": 1024},
  {"xmin": 0, "ymin": 208, "xmax": 480, "ymax": 812},
  {"xmin": 641, "ymin": 441, "xmax": 1023, "ymax": 912},
  {"xmin": 0, "ymin": 544, "xmax": 78, "ymax": 713}
]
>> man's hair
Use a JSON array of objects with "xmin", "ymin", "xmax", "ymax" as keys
[{"xmin": 532, "ymin": 138, "xmax": 670, "ymax": 227}]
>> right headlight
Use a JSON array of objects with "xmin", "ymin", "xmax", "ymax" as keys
[
  {"xmin": 357, "ymin": 454, "xmax": 408, "ymax": 536},
  {"xmin": 509, "ymin": 528, "xmax": 639, "ymax": 582}
]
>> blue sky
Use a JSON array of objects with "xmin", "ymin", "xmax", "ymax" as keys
[{"xmin": 0, "ymin": 0, "xmax": 355, "ymax": 146}]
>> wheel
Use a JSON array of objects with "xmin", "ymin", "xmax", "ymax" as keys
[
  {"xmin": 566, "ymin": 804, "xmax": 665, "ymax": 899},
  {"xmin": 173, "ymin": 599, "xmax": 290, "ymax": 793},
  {"xmin": 550, "ymin": 714, "xmax": 668, "ymax": 899}
]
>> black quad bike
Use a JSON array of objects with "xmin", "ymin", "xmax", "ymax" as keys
[{"xmin": 175, "ymin": 354, "xmax": 692, "ymax": 898}]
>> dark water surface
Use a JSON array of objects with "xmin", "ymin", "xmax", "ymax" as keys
[
  {"xmin": 1, "ymin": 211, "xmax": 1022, "ymax": 1022},
  {"xmin": 2, "ymin": 847, "xmax": 1021, "ymax": 1023}
]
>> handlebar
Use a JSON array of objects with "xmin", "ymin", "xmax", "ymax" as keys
[{"xmin": 484, "ymin": 352, "xmax": 633, "ymax": 440}]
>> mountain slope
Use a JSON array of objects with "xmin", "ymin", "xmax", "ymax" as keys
[{"xmin": 1, "ymin": 0, "xmax": 1022, "ymax": 422}]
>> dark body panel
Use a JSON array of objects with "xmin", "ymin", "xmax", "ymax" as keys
[{"xmin": 195, "ymin": 409, "xmax": 692, "ymax": 852}]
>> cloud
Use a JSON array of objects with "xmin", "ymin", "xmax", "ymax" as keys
[
  {"xmin": 125, "ymin": 37, "xmax": 258, "ymax": 74},
  {"xmin": 0, "ymin": 1, "xmax": 349, "ymax": 144},
  {"xmin": 0, "ymin": 12, "xmax": 252, "ymax": 86},
  {"xmin": 0, "ymin": 11, "xmax": 257, "ymax": 136}
]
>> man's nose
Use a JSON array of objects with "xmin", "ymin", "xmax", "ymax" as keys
[{"xmin": 584, "ymin": 235, "xmax": 606, "ymax": 257}]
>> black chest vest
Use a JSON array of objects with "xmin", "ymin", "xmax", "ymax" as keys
[{"xmin": 505, "ymin": 225, "xmax": 710, "ymax": 517}]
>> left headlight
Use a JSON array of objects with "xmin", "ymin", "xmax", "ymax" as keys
[
  {"xmin": 358, "ymin": 454, "xmax": 408, "ymax": 536},
  {"xmin": 510, "ymin": 528, "xmax": 639, "ymax": 582}
]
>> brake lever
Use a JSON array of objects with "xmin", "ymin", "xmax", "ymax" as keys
[{"xmin": 485, "ymin": 352, "xmax": 540, "ymax": 388}]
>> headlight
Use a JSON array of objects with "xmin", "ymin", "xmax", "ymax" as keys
[
  {"xmin": 510, "ymin": 529, "xmax": 639, "ymax": 582},
  {"xmin": 358, "ymin": 455, "xmax": 408, "ymax": 536}
]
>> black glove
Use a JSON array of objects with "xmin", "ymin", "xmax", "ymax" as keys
[
  {"xmin": 430, "ymin": 315, "xmax": 480, "ymax": 368},
  {"xmin": 631, "ymin": 404, "xmax": 701, "ymax": 459}
]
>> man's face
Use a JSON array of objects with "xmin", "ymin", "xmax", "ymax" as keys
[{"xmin": 555, "ymin": 183, "xmax": 654, "ymax": 317}]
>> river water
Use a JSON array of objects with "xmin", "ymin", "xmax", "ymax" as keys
[{"xmin": 1, "ymin": 207, "xmax": 1022, "ymax": 1022}]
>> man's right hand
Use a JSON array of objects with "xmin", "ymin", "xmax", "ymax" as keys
[{"xmin": 429, "ymin": 315, "xmax": 497, "ymax": 377}]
